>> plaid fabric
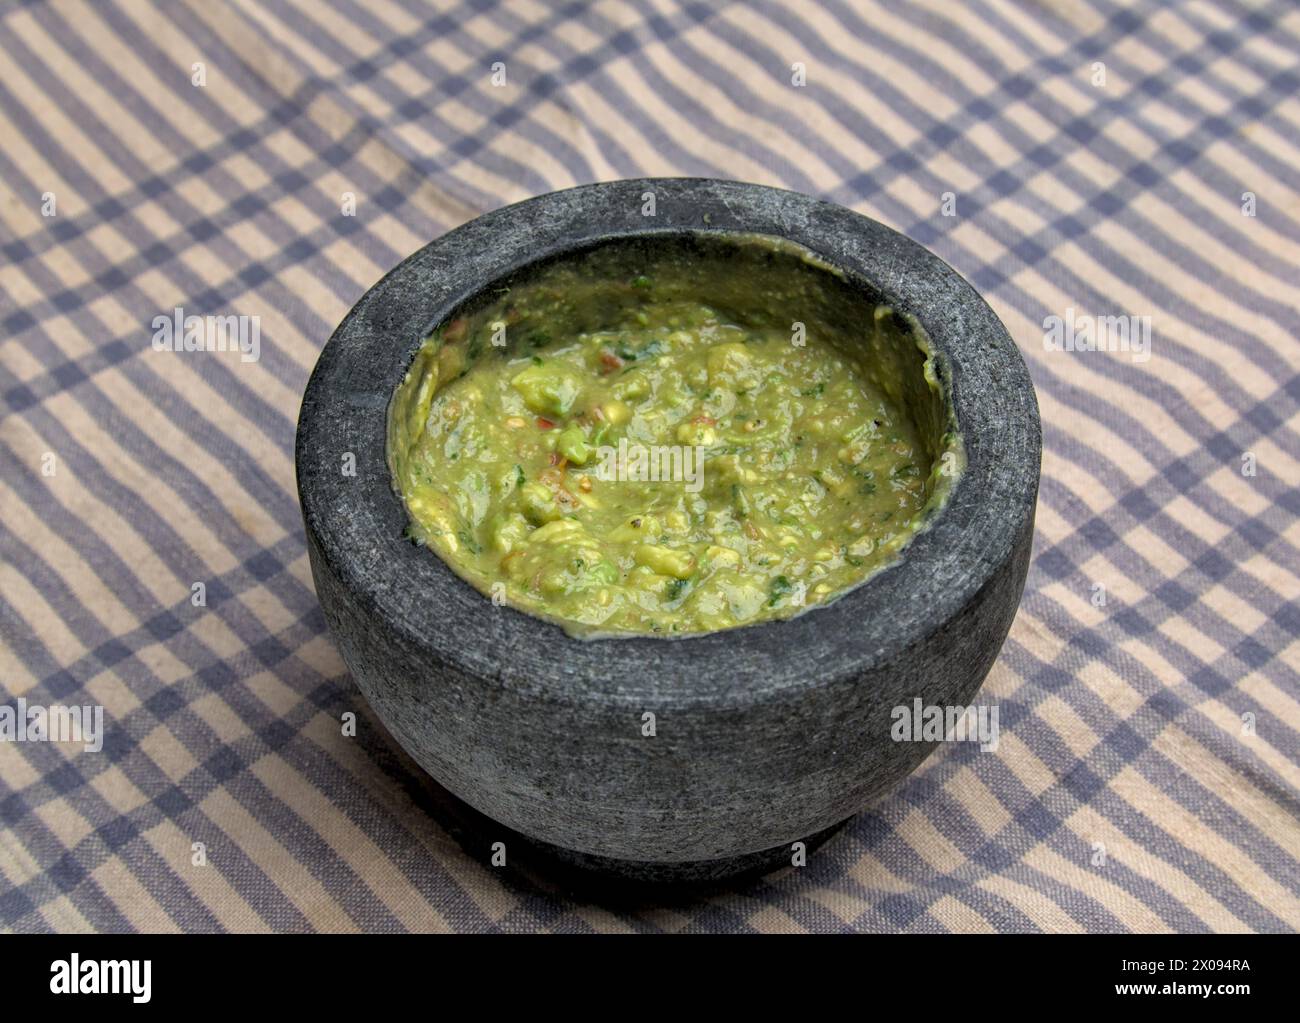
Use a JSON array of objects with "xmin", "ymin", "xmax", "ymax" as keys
[{"xmin": 1, "ymin": 0, "xmax": 1297, "ymax": 934}]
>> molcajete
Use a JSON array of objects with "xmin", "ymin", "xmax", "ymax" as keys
[{"xmin": 295, "ymin": 178, "xmax": 1040, "ymax": 881}]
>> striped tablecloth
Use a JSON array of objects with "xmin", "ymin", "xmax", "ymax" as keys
[{"xmin": 1, "ymin": 0, "xmax": 1297, "ymax": 933}]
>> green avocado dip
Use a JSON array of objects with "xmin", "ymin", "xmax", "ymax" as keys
[{"xmin": 389, "ymin": 235, "xmax": 962, "ymax": 638}]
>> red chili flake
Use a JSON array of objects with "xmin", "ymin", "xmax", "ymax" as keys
[
  {"xmin": 691, "ymin": 414, "xmax": 717, "ymax": 425},
  {"xmin": 536, "ymin": 417, "xmax": 556, "ymax": 430},
  {"xmin": 599, "ymin": 350, "xmax": 624, "ymax": 373}
]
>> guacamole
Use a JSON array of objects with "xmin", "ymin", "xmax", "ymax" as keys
[{"xmin": 389, "ymin": 236, "xmax": 962, "ymax": 637}]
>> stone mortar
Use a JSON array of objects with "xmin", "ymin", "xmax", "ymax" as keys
[{"xmin": 295, "ymin": 178, "xmax": 1041, "ymax": 883}]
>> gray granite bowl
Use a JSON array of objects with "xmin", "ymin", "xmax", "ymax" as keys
[{"xmin": 295, "ymin": 178, "xmax": 1040, "ymax": 883}]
